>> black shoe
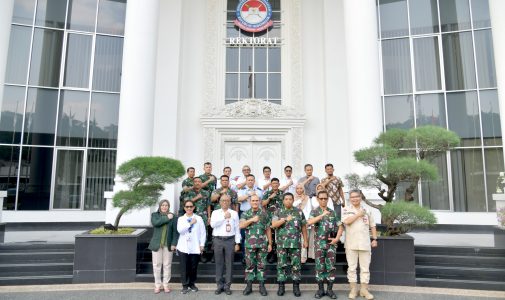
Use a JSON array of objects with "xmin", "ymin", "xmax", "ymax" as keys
[
  {"xmin": 243, "ymin": 281, "xmax": 253, "ymax": 295},
  {"xmin": 215, "ymin": 287, "xmax": 223, "ymax": 295},
  {"xmin": 277, "ymin": 282, "xmax": 285, "ymax": 296},
  {"xmin": 200, "ymin": 255, "xmax": 208, "ymax": 263},
  {"xmin": 314, "ymin": 281, "xmax": 325, "ymax": 299},
  {"xmin": 189, "ymin": 285, "xmax": 199, "ymax": 292},
  {"xmin": 293, "ymin": 280, "xmax": 301, "ymax": 297},
  {"xmin": 181, "ymin": 287, "xmax": 190, "ymax": 294},
  {"xmin": 211, "ymin": 255, "xmax": 215, "ymax": 263},
  {"xmin": 267, "ymin": 254, "xmax": 275, "ymax": 264},
  {"xmin": 224, "ymin": 287, "xmax": 232, "ymax": 295},
  {"xmin": 259, "ymin": 281, "xmax": 268, "ymax": 296},
  {"xmin": 241, "ymin": 257, "xmax": 246, "ymax": 265},
  {"xmin": 327, "ymin": 281, "xmax": 337, "ymax": 299}
]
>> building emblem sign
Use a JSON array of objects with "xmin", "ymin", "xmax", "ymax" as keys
[{"xmin": 234, "ymin": 0, "xmax": 273, "ymax": 33}]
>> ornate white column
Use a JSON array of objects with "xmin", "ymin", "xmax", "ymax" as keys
[
  {"xmin": 343, "ymin": 0, "xmax": 382, "ymax": 168},
  {"xmin": 0, "ymin": 0, "xmax": 14, "ymax": 111},
  {"xmin": 489, "ymin": 0, "xmax": 505, "ymax": 166},
  {"xmin": 107, "ymin": 0, "xmax": 160, "ymax": 226}
]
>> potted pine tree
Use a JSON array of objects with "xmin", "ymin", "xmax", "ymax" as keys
[{"xmin": 73, "ymin": 156, "xmax": 185, "ymax": 283}]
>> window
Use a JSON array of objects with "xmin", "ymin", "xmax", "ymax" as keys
[{"xmin": 225, "ymin": 0, "xmax": 281, "ymax": 104}]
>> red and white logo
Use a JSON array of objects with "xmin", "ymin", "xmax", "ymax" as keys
[{"xmin": 234, "ymin": 0, "xmax": 274, "ymax": 33}]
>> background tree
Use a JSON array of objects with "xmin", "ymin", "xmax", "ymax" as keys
[{"xmin": 111, "ymin": 156, "xmax": 185, "ymax": 229}]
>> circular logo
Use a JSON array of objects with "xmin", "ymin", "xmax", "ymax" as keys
[{"xmin": 234, "ymin": 0, "xmax": 274, "ymax": 33}]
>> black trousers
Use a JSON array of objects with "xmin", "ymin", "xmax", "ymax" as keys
[
  {"xmin": 179, "ymin": 252, "xmax": 200, "ymax": 288},
  {"xmin": 213, "ymin": 237, "xmax": 235, "ymax": 288}
]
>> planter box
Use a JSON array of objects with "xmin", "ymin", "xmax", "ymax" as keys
[
  {"xmin": 369, "ymin": 234, "xmax": 415, "ymax": 286},
  {"xmin": 494, "ymin": 226, "xmax": 505, "ymax": 249},
  {"xmin": 73, "ymin": 228, "xmax": 147, "ymax": 283}
]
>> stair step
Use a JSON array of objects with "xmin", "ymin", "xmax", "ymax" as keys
[
  {"xmin": 0, "ymin": 243, "xmax": 75, "ymax": 251},
  {"xmin": 0, "ymin": 262, "xmax": 73, "ymax": 275},
  {"xmin": 415, "ymin": 265, "xmax": 505, "ymax": 282},
  {"xmin": 0, "ymin": 274, "xmax": 73, "ymax": 286},
  {"xmin": 415, "ymin": 254, "xmax": 505, "ymax": 268},
  {"xmin": 415, "ymin": 246, "xmax": 505, "ymax": 257},
  {"xmin": 416, "ymin": 277, "xmax": 505, "ymax": 291},
  {"xmin": 0, "ymin": 252, "xmax": 74, "ymax": 263}
]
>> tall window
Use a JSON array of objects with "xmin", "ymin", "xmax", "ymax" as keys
[
  {"xmin": 0, "ymin": 0, "xmax": 125, "ymax": 211},
  {"xmin": 378, "ymin": 0, "xmax": 501, "ymax": 212},
  {"xmin": 225, "ymin": 0, "xmax": 282, "ymax": 104}
]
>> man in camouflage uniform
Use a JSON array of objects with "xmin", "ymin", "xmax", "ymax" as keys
[
  {"xmin": 261, "ymin": 177, "xmax": 283, "ymax": 263},
  {"xmin": 271, "ymin": 193, "xmax": 308, "ymax": 297},
  {"xmin": 320, "ymin": 163, "xmax": 345, "ymax": 218},
  {"xmin": 200, "ymin": 162, "xmax": 217, "ymax": 193},
  {"xmin": 182, "ymin": 176, "xmax": 211, "ymax": 262},
  {"xmin": 308, "ymin": 190, "xmax": 342, "ymax": 299},
  {"xmin": 239, "ymin": 194, "xmax": 272, "ymax": 296},
  {"xmin": 179, "ymin": 167, "xmax": 195, "ymax": 216},
  {"xmin": 211, "ymin": 175, "xmax": 238, "ymax": 212}
]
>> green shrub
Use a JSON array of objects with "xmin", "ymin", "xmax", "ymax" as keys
[
  {"xmin": 380, "ymin": 201, "xmax": 437, "ymax": 236},
  {"xmin": 89, "ymin": 227, "xmax": 135, "ymax": 235}
]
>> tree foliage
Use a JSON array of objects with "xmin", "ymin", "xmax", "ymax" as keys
[
  {"xmin": 112, "ymin": 156, "xmax": 185, "ymax": 229},
  {"xmin": 352, "ymin": 126, "xmax": 459, "ymax": 203},
  {"xmin": 380, "ymin": 201, "xmax": 437, "ymax": 236}
]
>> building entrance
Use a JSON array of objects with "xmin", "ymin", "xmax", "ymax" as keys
[{"xmin": 223, "ymin": 141, "xmax": 282, "ymax": 178}]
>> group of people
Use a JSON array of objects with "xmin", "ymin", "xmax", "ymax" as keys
[{"xmin": 148, "ymin": 162, "xmax": 378, "ymax": 299}]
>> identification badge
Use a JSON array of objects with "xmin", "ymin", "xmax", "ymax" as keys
[{"xmin": 226, "ymin": 221, "xmax": 231, "ymax": 232}]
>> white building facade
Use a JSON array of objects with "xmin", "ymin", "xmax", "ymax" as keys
[{"xmin": 0, "ymin": 0, "xmax": 504, "ymax": 226}]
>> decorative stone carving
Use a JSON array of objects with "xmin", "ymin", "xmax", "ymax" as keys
[{"xmin": 201, "ymin": 98, "xmax": 305, "ymax": 119}]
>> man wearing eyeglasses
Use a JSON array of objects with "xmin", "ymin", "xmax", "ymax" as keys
[
  {"xmin": 307, "ymin": 190, "xmax": 342, "ymax": 299},
  {"xmin": 235, "ymin": 165, "xmax": 252, "ymax": 191},
  {"xmin": 280, "ymin": 165, "xmax": 297, "ymax": 194}
]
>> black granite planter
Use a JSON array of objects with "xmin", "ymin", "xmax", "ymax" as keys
[
  {"xmin": 493, "ymin": 226, "xmax": 505, "ymax": 248},
  {"xmin": 369, "ymin": 234, "xmax": 415, "ymax": 286},
  {"xmin": 73, "ymin": 229, "xmax": 147, "ymax": 283}
]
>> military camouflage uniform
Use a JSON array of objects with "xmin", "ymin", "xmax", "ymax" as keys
[
  {"xmin": 211, "ymin": 187, "xmax": 238, "ymax": 210},
  {"xmin": 240, "ymin": 208, "xmax": 271, "ymax": 281},
  {"xmin": 179, "ymin": 177, "xmax": 194, "ymax": 216},
  {"xmin": 309, "ymin": 207, "xmax": 341, "ymax": 282},
  {"xmin": 182, "ymin": 189, "xmax": 210, "ymax": 225},
  {"xmin": 262, "ymin": 190, "xmax": 284, "ymax": 215},
  {"xmin": 272, "ymin": 207, "xmax": 307, "ymax": 282},
  {"xmin": 200, "ymin": 173, "xmax": 217, "ymax": 193}
]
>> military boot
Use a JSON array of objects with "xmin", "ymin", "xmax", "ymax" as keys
[
  {"xmin": 359, "ymin": 283, "xmax": 374, "ymax": 300},
  {"xmin": 314, "ymin": 281, "xmax": 325, "ymax": 299},
  {"xmin": 293, "ymin": 280, "xmax": 301, "ymax": 297},
  {"xmin": 277, "ymin": 282, "xmax": 285, "ymax": 296},
  {"xmin": 326, "ymin": 281, "xmax": 337, "ymax": 299},
  {"xmin": 348, "ymin": 282, "xmax": 358, "ymax": 299},
  {"xmin": 243, "ymin": 281, "xmax": 253, "ymax": 295},
  {"xmin": 259, "ymin": 281, "xmax": 268, "ymax": 296}
]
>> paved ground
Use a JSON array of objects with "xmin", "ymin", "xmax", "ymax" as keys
[{"xmin": 0, "ymin": 283, "xmax": 504, "ymax": 300}]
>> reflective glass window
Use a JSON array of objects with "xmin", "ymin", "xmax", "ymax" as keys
[
  {"xmin": 255, "ymin": 48, "xmax": 267, "ymax": 72},
  {"xmin": 409, "ymin": 0, "xmax": 439, "ymax": 35},
  {"xmin": 474, "ymin": 29, "xmax": 497, "ymax": 88},
  {"xmin": 35, "ymin": 0, "xmax": 66, "ymax": 28},
  {"xmin": 67, "ymin": 0, "xmax": 97, "ymax": 32},
  {"xmin": 471, "ymin": 0, "xmax": 491, "ymax": 29},
  {"xmin": 447, "ymin": 91, "xmax": 481, "ymax": 147},
  {"xmin": 384, "ymin": 95, "xmax": 414, "ymax": 130},
  {"xmin": 240, "ymin": 47, "xmax": 253, "ymax": 72},
  {"xmin": 451, "ymin": 148, "xmax": 486, "ymax": 212},
  {"xmin": 64, "ymin": 34, "xmax": 92, "ymax": 88},
  {"xmin": 5, "ymin": 25, "xmax": 31, "ymax": 84},
  {"xmin": 92, "ymin": 36, "xmax": 124, "ymax": 92},
  {"xmin": 53, "ymin": 150, "xmax": 83, "ymax": 209},
  {"xmin": 379, "ymin": 0, "xmax": 409, "ymax": 38},
  {"xmin": 24, "ymin": 88, "xmax": 58, "ymax": 146},
  {"xmin": 12, "ymin": 0, "xmax": 35, "ymax": 25},
  {"xmin": 17, "ymin": 146, "xmax": 53, "ymax": 210},
  {"xmin": 268, "ymin": 47, "xmax": 281, "ymax": 72},
  {"xmin": 442, "ymin": 32, "xmax": 477, "ymax": 91},
  {"xmin": 29, "ymin": 28, "xmax": 64, "ymax": 87},
  {"xmin": 415, "ymin": 93, "xmax": 446, "ymax": 127},
  {"xmin": 56, "ymin": 90, "xmax": 89, "ymax": 147},
  {"xmin": 84, "ymin": 149, "xmax": 116, "ymax": 210},
  {"xmin": 255, "ymin": 73, "xmax": 267, "ymax": 99},
  {"xmin": 88, "ymin": 93, "xmax": 119, "ymax": 148},
  {"xmin": 97, "ymin": 0, "xmax": 126, "ymax": 35},
  {"xmin": 413, "ymin": 37, "xmax": 442, "ymax": 91},
  {"xmin": 485, "ymin": 148, "xmax": 504, "ymax": 212},
  {"xmin": 268, "ymin": 74, "xmax": 281, "ymax": 100},
  {"xmin": 440, "ymin": 0, "xmax": 471, "ymax": 32},
  {"xmin": 382, "ymin": 38, "xmax": 412, "ymax": 94},
  {"xmin": 240, "ymin": 73, "xmax": 252, "ymax": 98},
  {"xmin": 421, "ymin": 153, "xmax": 450, "ymax": 210},
  {"xmin": 480, "ymin": 89, "xmax": 501, "ymax": 146},
  {"xmin": 0, "ymin": 86, "xmax": 25, "ymax": 144},
  {"xmin": 0, "ymin": 146, "xmax": 20, "ymax": 210},
  {"xmin": 225, "ymin": 74, "xmax": 238, "ymax": 99},
  {"xmin": 226, "ymin": 48, "xmax": 239, "ymax": 72}
]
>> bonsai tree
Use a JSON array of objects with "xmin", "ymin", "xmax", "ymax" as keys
[
  {"xmin": 111, "ymin": 156, "xmax": 185, "ymax": 229},
  {"xmin": 352, "ymin": 125, "xmax": 460, "ymax": 204}
]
